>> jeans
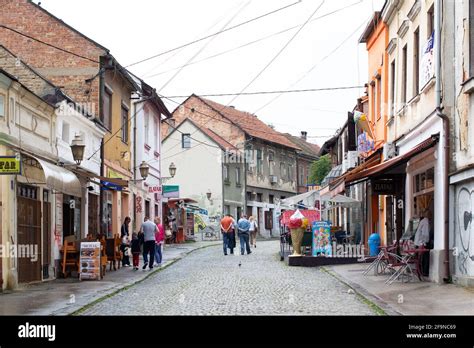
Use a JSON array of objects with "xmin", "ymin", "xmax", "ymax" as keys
[
  {"xmin": 154, "ymin": 243, "xmax": 162, "ymax": 264},
  {"xmin": 143, "ymin": 241, "xmax": 156, "ymax": 267},
  {"xmin": 239, "ymin": 232, "xmax": 251, "ymax": 255},
  {"xmin": 222, "ymin": 233, "xmax": 229, "ymax": 255}
]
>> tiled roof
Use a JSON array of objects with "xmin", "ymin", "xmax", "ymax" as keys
[
  {"xmin": 282, "ymin": 133, "xmax": 320, "ymax": 158},
  {"xmin": 196, "ymin": 96, "xmax": 300, "ymax": 150},
  {"xmin": 194, "ymin": 122, "xmax": 239, "ymax": 152}
]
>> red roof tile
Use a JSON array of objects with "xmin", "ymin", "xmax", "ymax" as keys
[{"xmin": 196, "ymin": 96, "xmax": 300, "ymax": 150}]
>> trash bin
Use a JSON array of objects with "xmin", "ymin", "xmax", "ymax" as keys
[{"xmin": 368, "ymin": 233, "xmax": 381, "ymax": 256}]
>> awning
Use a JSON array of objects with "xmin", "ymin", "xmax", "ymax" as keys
[
  {"xmin": 345, "ymin": 134, "xmax": 439, "ymax": 185},
  {"xmin": 33, "ymin": 156, "xmax": 82, "ymax": 197},
  {"xmin": 280, "ymin": 190, "xmax": 320, "ymax": 209}
]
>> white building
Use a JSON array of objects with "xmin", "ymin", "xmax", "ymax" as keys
[{"xmin": 130, "ymin": 77, "xmax": 171, "ymax": 230}]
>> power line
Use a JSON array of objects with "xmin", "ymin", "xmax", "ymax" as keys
[
  {"xmin": 253, "ymin": 15, "xmax": 370, "ymax": 114},
  {"xmin": 158, "ymin": 0, "xmax": 252, "ymax": 93},
  {"xmin": 124, "ymin": 1, "xmax": 302, "ymax": 68},
  {"xmin": 165, "ymin": 86, "xmax": 364, "ymax": 98},
  {"xmin": 224, "ymin": 0, "xmax": 326, "ymax": 107},
  {"xmin": 0, "ymin": 25, "xmax": 100, "ymax": 63},
  {"xmin": 144, "ymin": 0, "xmax": 364, "ymax": 79}
]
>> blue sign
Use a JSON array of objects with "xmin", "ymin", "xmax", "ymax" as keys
[
  {"xmin": 312, "ymin": 221, "xmax": 332, "ymax": 256},
  {"xmin": 100, "ymin": 181, "xmax": 123, "ymax": 191}
]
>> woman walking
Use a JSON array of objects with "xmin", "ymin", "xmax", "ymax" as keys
[
  {"xmin": 154, "ymin": 217, "xmax": 165, "ymax": 266},
  {"xmin": 249, "ymin": 216, "xmax": 258, "ymax": 248}
]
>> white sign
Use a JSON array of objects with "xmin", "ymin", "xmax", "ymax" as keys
[{"xmin": 420, "ymin": 31, "xmax": 434, "ymax": 88}]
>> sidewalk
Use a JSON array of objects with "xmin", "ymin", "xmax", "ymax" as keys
[
  {"xmin": 0, "ymin": 240, "xmax": 220, "ymax": 315},
  {"xmin": 326, "ymin": 263, "xmax": 474, "ymax": 315}
]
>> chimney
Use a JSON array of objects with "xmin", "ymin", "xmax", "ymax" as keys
[
  {"xmin": 301, "ymin": 131, "xmax": 307, "ymax": 141},
  {"xmin": 229, "ymin": 106, "xmax": 235, "ymax": 109}
]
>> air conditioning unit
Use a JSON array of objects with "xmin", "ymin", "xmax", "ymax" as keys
[
  {"xmin": 269, "ymin": 175, "xmax": 278, "ymax": 184},
  {"xmin": 383, "ymin": 142, "xmax": 398, "ymax": 159}
]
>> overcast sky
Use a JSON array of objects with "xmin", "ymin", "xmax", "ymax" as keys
[{"xmin": 39, "ymin": 0, "xmax": 384, "ymax": 146}]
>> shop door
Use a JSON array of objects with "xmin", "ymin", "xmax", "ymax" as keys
[
  {"xmin": 17, "ymin": 195, "xmax": 41, "ymax": 283},
  {"xmin": 42, "ymin": 191, "xmax": 51, "ymax": 279},
  {"xmin": 63, "ymin": 202, "xmax": 74, "ymax": 238}
]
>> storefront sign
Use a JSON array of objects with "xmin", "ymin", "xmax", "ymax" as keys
[
  {"xmin": 420, "ymin": 31, "xmax": 434, "ymax": 88},
  {"xmin": 107, "ymin": 168, "xmax": 123, "ymax": 179},
  {"xmin": 163, "ymin": 185, "xmax": 179, "ymax": 198},
  {"xmin": 79, "ymin": 242, "xmax": 101, "ymax": 280},
  {"xmin": 148, "ymin": 186, "xmax": 162, "ymax": 194},
  {"xmin": 0, "ymin": 155, "xmax": 21, "ymax": 175},
  {"xmin": 312, "ymin": 221, "xmax": 332, "ymax": 256},
  {"xmin": 372, "ymin": 179, "xmax": 396, "ymax": 195}
]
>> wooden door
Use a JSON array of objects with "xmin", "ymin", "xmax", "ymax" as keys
[
  {"xmin": 385, "ymin": 196, "xmax": 394, "ymax": 245},
  {"xmin": 42, "ymin": 198, "xmax": 51, "ymax": 279},
  {"xmin": 17, "ymin": 196, "xmax": 41, "ymax": 283}
]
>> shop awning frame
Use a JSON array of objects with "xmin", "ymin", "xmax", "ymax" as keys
[
  {"xmin": 345, "ymin": 134, "xmax": 440, "ymax": 186},
  {"xmin": 32, "ymin": 156, "xmax": 82, "ymax": 197}
]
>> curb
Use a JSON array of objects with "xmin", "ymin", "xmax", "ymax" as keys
[
  {"xmin": 69, "ymin": 242, "xmax": 220, "ymax": 316},
  {"xmin": 321, "ymin": 266, "xmax": 402, "ymax": 316}
]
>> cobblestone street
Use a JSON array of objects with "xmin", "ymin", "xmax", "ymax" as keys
[{"xmin": 79, "ymin": 240, "xmax": 377, "ymax": 315}]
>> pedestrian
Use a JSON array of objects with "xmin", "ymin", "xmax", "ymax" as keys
[
  {"xmin": 237, "ymin": 214, "xmax": 252, "ymax": 255},
  {"xmin": 154, "ymin": 217, "xmax": 165, "ymax": 266},
  {"xmin": 121, "ymin": 233, "xmax": 131, "ymax": 267},
  {"xmin": 249, "ymin": 215, "xmax": 258, "ymax": 248},
  {"xmin": 131, "ymin": 232, "xmax": 141, "ymax": 270},
  {"xmin": 137, "ymin": 229, "xmax": 147, "ymax": 265},
  {"xmin": 220, "ymin": 213, "xmax": 234, "ymax": 256},
  {"xmin": 414, "ymin": 209, "xmax": 432, "ymax": 276},
  {"xmin": 228, "ymin": 215, "xmax": 236, "ymax": 254},
  {"xmin": 140, "ymin": 216, "xmax": 157, "ymax": 270},
  {"xmin": 120, "ymin": 217, "xmax": 131, "ymax": 267}
]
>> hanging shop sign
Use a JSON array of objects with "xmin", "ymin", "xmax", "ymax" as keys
[
  {"xmin": 371, "ymin": 179, "xmax": 397, "ymax": 195},
  {"xmin": 312, "ymin": 221, "xmax": 332, "ymax": 256},
  {"xmin": 79, "ymin": 242, "xmax": 101, "ymax": 281},
  {"xmin": 163, "ymin": 185, "xmax": 179, "ymax": 198},
  {"xmin": 357, "ymin": 132, "xmax": 375, "ymax": 154},
  {"xmin": 420, "ymin": 31, "xmax": 435, "ymax": 88},
  {"xmin": 148, "ymin": 186, "xmax": 162, "ymax": 194},
  {"xmin": 0, "ymin": 155, "xmax": 21, "ymax": 175}
]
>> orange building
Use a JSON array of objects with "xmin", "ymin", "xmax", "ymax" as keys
[{"xmin": 357, "ymin": 11, "xmax": 390, "ymax": 245}]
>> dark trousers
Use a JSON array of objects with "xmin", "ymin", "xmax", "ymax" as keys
[
  {"xmin": 143, "ymin": 241, "xmax": 156, "ymax": 267},
  {"xmin": 239, "ymin": 233, "xmax": 251, "ymax": 255}
]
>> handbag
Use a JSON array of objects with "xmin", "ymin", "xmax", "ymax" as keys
[{"xmin": 165, "ymin": 229, "xmax": 172, "ymax": 237}]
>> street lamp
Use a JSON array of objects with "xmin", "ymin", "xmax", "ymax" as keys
[
  {"xmin": 70, "ymin": 134, "xmax": 85, "ymax": 165},
  {"xmin": 169, "ymin": 162, "xmax": 177, "ymax": 178},
  {"xmin": 139, "ymin": 161, "xmax": 149, "ymax": 180}
]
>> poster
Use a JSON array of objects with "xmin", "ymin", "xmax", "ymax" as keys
[
  {"xmin": 312, "ymin": 221, "xmax": 332, "ymax": 256},
  {"xmin": 79, "ymin": 242, "xmax": 101, "ymax": 280},
  {"xmin": 420, "ymin": 31, "xmax": 434, "ymax": 88}
]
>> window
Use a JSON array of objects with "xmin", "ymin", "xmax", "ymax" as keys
[
  {"xmin": 413, "ymin": 28, "xmax": 420, "ymax": 96},
  {"xmin": 256, "ymin": 193, "xmax": 263, "ymax": 202},
  {"xmin": 269, "ymin": 195, "xmax": 274, "ymax": 204},
  {"xmin": 246, "ymin": 191, "xmax": 253, "ymax": 201},
  {"xmin": 280, "ymin": 162, "xmax": 286, "ymax": 180},
  {"xmin": 181, "ymin": 133, "xmax": 191, "ymax": 148},
  {"xmin": 224, "ymin": 205, "xmax": 231, "ymax": 216},
  {"xmin": 9, "ymin": 97, "xmax": 14, "ymax": 120},
  {"xmin": 298, "ymin": 165, "xmax": 305, "ymax": 185},
  {"xmin": 144, "ymin": 109, "xmax": 149, "ymax": 146},
  {"xmin": 376, "ymin": 76, "xmax": 381, "ymax": 120},
  {"xmin": 370, "ymin": 82, "xmax": 376, "ymax": 122},
  {"xmin": 237, "ymin": 206, "xmax": 242, "ymax": 219},
  {"xmin": 223, "ymin": 164, "xmax": 230, "ymax": 182},
  {"xmin": 154, "ymin": 117, "xmax": 158, "ymax": 151},
  {"xmin": 0, "ymin": 95, "xmax": 4, "ymax": 117},
  {"xmin": 62, "ymin": 122, "xmax": 70, "ymax": 143},
  {"xmin": 145, "ymin": 200, "xmax": 150, "ymax": 218},
  {"xmin": 235, "ymin": 167, "xmax": 241, "ymax": 186},
  {"xmin": 102, "ymin": 87, "xmax": 112, "ymax": 130},
  {"xmin": 427, "ymin": 4, "xmax": 434, "ymax": 39},
  {"xmin": 121, "ymin": 105, "xmax": 129, "ymax": 143},
  {"xmin": 256, "ymin": 149, "xmax": 263, "ymax": 174},
  {"xmin": 288, "ymin": 163, "xmax": 293, "ymax": 181},
  {"xmin": 401, "ymin": 45, "xmax": 408, "ymax": 104},
  {"xmin": 269, "ymin": 151, "xmax": 274, "ymax": 175},
  {"xmin": 390, "ymin": 59, "xmax": 396, "ymax": 116},
  {"xmin": 155, "ymin": 204, "xmax": 159, "ymax": 218}
]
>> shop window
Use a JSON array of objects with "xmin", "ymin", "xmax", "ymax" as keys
[
  {"xmin": 414, "ymin": 168, "xmax": 435, "ymax": 193},
  {"xmin": 17, "ymin": 184, "xmax": 37, "ymax": 200},
  {"xmin": 0, "ymin": 95, "xmax": 4, "ymax": 117},
  {"xmin": 181, "ymin": 133, "xmax": 191, "ymax": 148},
  {"xmin": 401, "ymin": 45, "xmax": 408, "ymax": 104},
  {"xmin": 413, "ymin": 27, "xmax": 420, "ymax": 96}
]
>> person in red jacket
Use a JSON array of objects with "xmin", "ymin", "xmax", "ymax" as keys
[{"xmin": 154, "ymin": 217, "xmax": 165, "ymax": 266}]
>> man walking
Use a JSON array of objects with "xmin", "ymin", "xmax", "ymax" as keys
[
  {"xmin": 237, "ymin": 214, "xmax": 252, "ymax": 255},
  {"xmin": 220, "ymin": 214, "xmax": 234, "ymax": 256},
  {"xmin": 141, "ymin": 216, "xmax": 156, "ymax": 270}
]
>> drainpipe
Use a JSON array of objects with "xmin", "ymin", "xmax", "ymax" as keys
[
  {"xmin": 99, "ymin": 65, "xmax": 105, "ymax": 237},
  {"xmin": 434, "ymin": 0, "xmax": 450, "ymax": 283}
]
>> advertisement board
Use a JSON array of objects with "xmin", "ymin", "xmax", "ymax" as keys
[
  {"xmin": 0, "ymin": 155, "xmax": 21, "ymax": 175},
  {"xmin": 312, "ymin": 221, "xmax": 332, "ymax": 256},
  {"xmin": 79, "ymin": 242, "xmax": 101, "ymax": 280}
]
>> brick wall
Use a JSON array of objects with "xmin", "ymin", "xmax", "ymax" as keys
[{"xmin": 0, "ymin": 0, "xmax": 105, "ymax": 116}]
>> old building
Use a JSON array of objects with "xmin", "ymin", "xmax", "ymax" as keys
[
  {"xmin": 282, "ymin": 132, "xmax": 320, "ymax": 194},
  {"xmin": 162, "ymin": 117, "xmax": 245, "ymax": 221},
  {"xmin": 164, "ymin": 95, "xmax": 300, "ymax": 237},
  {"xmin": 0, "ymin": 0, "xmax": 139, "ymax": 238},
  {"xmin": 443, "ymin": 0, "xmax": 474, "ymax": 286}
]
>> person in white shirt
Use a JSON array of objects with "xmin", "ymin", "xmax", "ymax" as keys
[
  {"xmin": 249, "ymin": 216, "xmax": 258, "ymax": 248},
  {"xmin": 414, "ymin": 209, "xmax": 431, "ymax": 247}
]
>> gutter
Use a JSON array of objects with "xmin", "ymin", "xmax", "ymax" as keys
[{"xmin": 434, "ymin": 0, "xmax": 450, "ymax": 283}]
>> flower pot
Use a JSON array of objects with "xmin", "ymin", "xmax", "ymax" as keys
[{"xmin": 290, "ymin": 228, "xmax": 305, "ymax": 257}]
